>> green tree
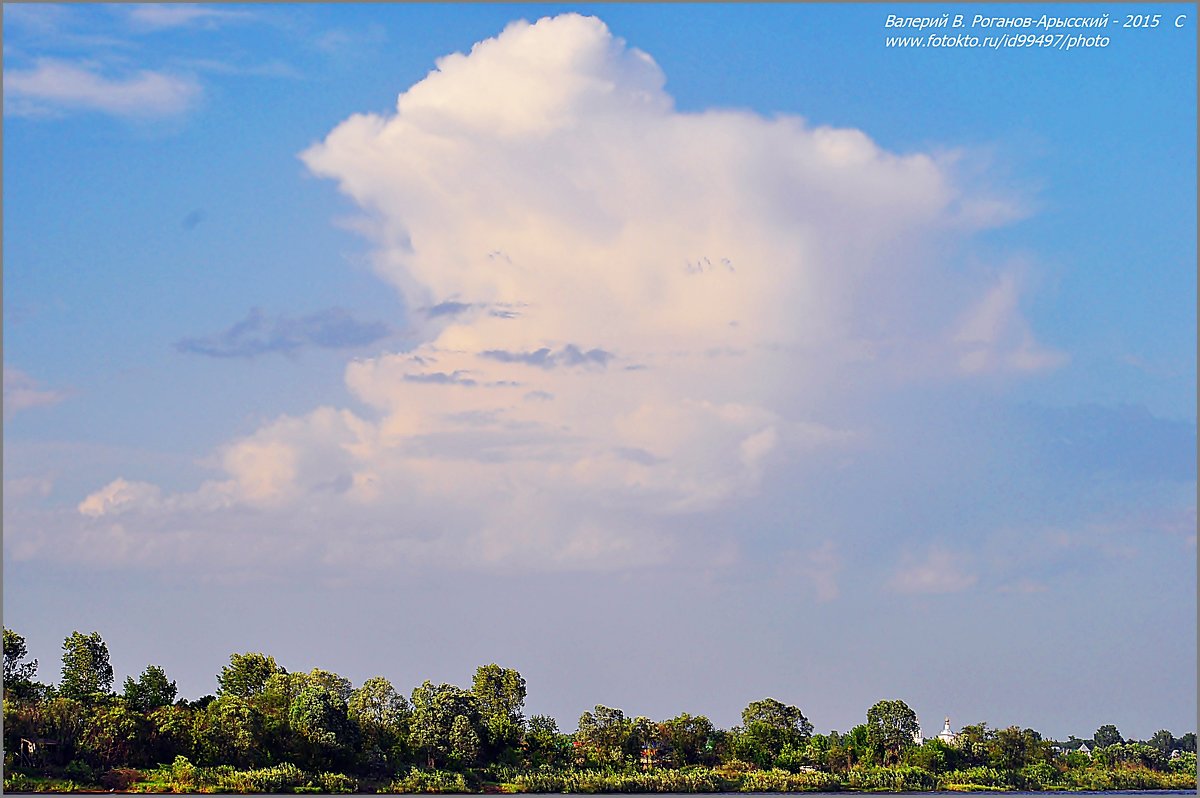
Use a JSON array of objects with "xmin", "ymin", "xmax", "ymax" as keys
[
  {"xmin": 146, "ymin": 703, "xmax": 196, "ymax": 765},
  {"xmin": 59, "ymin": 631, "xmax": 114, "ymax": 702},
  {"xmin": 627, "ymin": 715, "xmax": 660, "ymax": 764},
  {"xmin": 216, "ymin": 652, "xmax": 283, "ymax": 699},
  {"xmin": 956, "ymin": 723, "xmax": 993, "ymax": 767},
  {"xmin": 306, "ymin": 668, "xmax": 353, "ymax": 703},
  {"xmin": 865, "ymin": 699, "xmax": 920, "ymax": 766},
  {"xmin": 739, "ymin": 698, "xmax": 813, "ymax": 764},
  {"xmin": 408, "ymin": 681, "xmax": 482, "ymax": 769},
  {"xmin": 123, "ymin": 665, "xmax": 178, "ymax": 712},
  {"xmin": 658, "ymin": 713, "xmax": 716, "ymax": 767},
  {"xmin": 290, "ymin": 682, "xmax": 357, "ymax": 771},
  {"xmin": 79, "ymin": 700, "xmax": 153, "ymax": 769},
  {"xmin": 190, "ymin": 694, "xmax": 265, "ymax": 768},
  {"xmin": 904, "ymin": 737, "xmax": 960, "ymax": 773},
  {"xmin": 576, "ymin": 705, "xmax": 631, "ymax": 767},
  {"xmin": 349, "ymin": 676, "xmax": 411, "ymax": 770},
  {"xmin": 1179, "ymin": 732, "xmax": 1196, "ymax": 753},
  {"xmin": 49, "ymin": 696, "xmax": 90, "ymax": 763},
  {"xmin": 3, "ymin": 627, "xmax": 41, "ymax": 701},
  {"xmin": 988, "ymin": 725, "xmax": 1030, "ymax": 770},
  {"xmin": 450, "ymin": 714, "xmax": 481, "ymax": 766},
  {"xmin": 472, "ymin": 664, "xmax": 526, "ymax": 762},
  {"xmin": 1093, "ymin": 724, "xmax": 1123, "ymax": 748},
  {"xmin": 1149, "ymin": 729, "xmax": 1177, "ymax": 757},
  {"xmin": 525, "ymin": 714, "xmax": 570, "ymax": 768},
  {"xmin": 844, "ymin": 724, "xmax": 874, "ymax": 766}
]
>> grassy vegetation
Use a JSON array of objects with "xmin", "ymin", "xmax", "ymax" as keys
[{"xmin": 6, "ymin": 757, "xmax": 1196, "ymax": 794}]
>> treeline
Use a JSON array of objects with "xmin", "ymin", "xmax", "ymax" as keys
[{"xmin": 3, "ymin": 628, "xmax": 1196, "ymax": 793}]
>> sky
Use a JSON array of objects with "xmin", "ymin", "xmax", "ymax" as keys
[{"xmin": 3, "ymin": 3, "xmax": 1196, "ymax": 742}]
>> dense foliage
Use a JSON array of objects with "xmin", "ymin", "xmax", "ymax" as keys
[{"xmin": 4, "ymin": 628, "xmax": 1195, "ymax": 793}]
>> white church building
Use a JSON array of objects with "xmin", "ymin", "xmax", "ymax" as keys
[{"xmin": 914, "ymin": 717, "xmax": 960, "ymax": 746}]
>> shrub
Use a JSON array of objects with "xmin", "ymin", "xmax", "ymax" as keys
[
  {"xmin": 64, "ymin": 759, "xmax": 96, "ymax": 785},
  {"xmin": 386, "ymin": 768, "xmax": 472, "ymax": 793},
  {"xmin": 100, "ymin": 768, "xmax": 143, "ymax": 790},
  {"xmin": 243, "ymin": 762, "xmax": 310, "ymax": 793},
  {"xmin": 848, "ymin": 765, "xmax": 938, "ymax": 791},
  {"xmin": 3, "ymin": 772, "xmax": 36, "ymax": 792},
  {"xmin": 317, "ymin": 771, "xmax": 358, "ymax": 793},
  {"xmin": 171, "ymin": 754, "xmax": 200, "ymax": 788},
  {"xmin": 740, "ymin": 767, "xmax": 842, "ymax": 791},
  {"xmin": 938, "ymin": 766, "xmax": 1010, "ymax": 789},
  {"xmin": 1018, "ymin": 761, "xmax": 1060, "ymax": 789}
]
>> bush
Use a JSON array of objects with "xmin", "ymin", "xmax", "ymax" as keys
[
  {"xmin": 317, "ymin": 771, "xmax": 359, "ymax": 793},
  {"xmin": 242, "ymin": 762, "xmax": 310, "ymax": 793},
  {"xmin": 938, "ymin": 766, "xmax": 1010, "ymax": 789},
  {"xmin": 100, "ymin": 768, "xmax": 144, "ymax": 790},
  {"xmin": 3, "ymin": 772, "xmax": 36, "ymax": 792},
  {"xmin": 1017, "ymin": 761, "xmax": 1060, "ymax": 789},
  {"xmin": 171, "ymin": 755, "xmax": 200, "ymax": 788},
  {"xmin": 64, "ymin": 759, "xmax": 96, "ymax": 785},
  {"xmin": 1063, "ymin": 765, "xmax": 1195, "ymax": 791},
  {"xmin": 847, "ymin": 765, "xmax": 938, "ymax": 791},
  {"xmin": 1170, "ymin": 751, "xmax": 1198, "ymax": 774},
  {"xmin": 386, "ymin": 768, "xmax": 472, "ymax": 793},
  {"xmin": 739, "ymin": 768, "xmax": 842, "ymax": 791}
]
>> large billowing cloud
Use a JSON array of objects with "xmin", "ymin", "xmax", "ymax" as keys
[{"xmin": 62, "ymin": 14, "xmax": 1066, "ymax": 573}]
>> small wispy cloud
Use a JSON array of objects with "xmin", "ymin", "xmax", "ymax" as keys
[
  {"xmin": 175, "ymin": 308, "xmax": 392, "ymax": 359},
  {"xmin": 4, "ymin": 368, "xmax": 67, "ymax": 416},
  {"xmin": 953, "ymin": 271, "xmax": 1068, "ymax": 376},
  {"xmin": 4, "ymin": 58, "xmax": 200, "ymax": 118},
  {"xmin": 403, "ymin": 371, "xmax": 478, "ymax": 387},
  {"xmin": 313, "ymin": 24, "xmax": 388, "ymax": 57},
  {"xmin": 480, "ymin": 345, "xmax": 613, "ymax": 369},
  {"xmin": 888, "ymin": 547, "xmax": 978, "ymax": 595},
  {"xmin": 778, "ymin": 540, "xmax": 843, "ymax": 602},
  {"xmin": 424, "ymin": 301, "xmax": 474, "ymax": 318},
  {"xmin": 125, "ymin": 4, "xmax": 254, "ymax": 32},
  {"xmin": 170, "ymin": 57, "xmax": 299, "ymax": 80}
]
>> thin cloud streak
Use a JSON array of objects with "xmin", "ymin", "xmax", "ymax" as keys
[
  {"xmin": 3, "ymin": 58, "xmax": 200, "ymax": 118},
  {"xmin": 174, "ymin": 308, "xmax": 392, "ymax": 359},
  {"xmin": 4, "ymin": 368, "xmax": 68, "ymax": 416}
]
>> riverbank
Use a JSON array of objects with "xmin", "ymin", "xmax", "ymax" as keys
[{"xmin": 5, "ymin": 762, "xmax": 1196, "ymax": 794}]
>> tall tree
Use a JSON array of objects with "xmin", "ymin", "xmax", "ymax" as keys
[
  {"xmin": 216, "ymin": 652, "xmax": 283, "ymax": 699},
  {"xmin": 957, "ymin": 723, "xmax": 993, "ymax": 767},
  {"xmin": 1148, "ymin": 729, "xmax": 1176, "ymax": 757},
  {"xmin": 290, "ymin": 682, "xmax": 356, "ymax": 771},
  {"xmin": 449, "ymin": 714, "xmax": 481, "ymax": 766},
  {"xmin": 306, "ymin": 668, "xmax": 353, "ymax": 703},
  {"xmin": 576, "ymin": 705, "xmax": 631, "ymax": 767},
  {"xmin": 865, "ymin": 699, "xmax": 920, "ymax": 766},
  {"xmin": 349, "ymin": 677, "xmax": 411, "ymax": 772},
  {"xmin": 658, "ymin": 713, "xmax": 716, "ymax": 767},
  {"xmin": 123, "ymin": 665, "xmax": 178, "ymax": 712},
  {"xmin": 740, "ymin": 697, "xmax": 813, "ymax": 763},
  {"xmin": 59, "ymin": 631, "xmax": 114, "ymax": 702},
  {"xmin": 408, "ymin": 681, "xmax": 482, "ymax": 769},
  {"xmin": 471, "ymin": 664, "xmax": 526, "ymax": 761},
  {"xmin": 3, "ymin": 627, "xmax": 40, "ymax": 700},
  {"xmin": 1093, "ymin": 724, "xmax": 1123, "ymax": 748},
  {"xmin": 349, "ymin": 676, "xmax": 410, "ymax": 739},
  {"xmin": 988, "ymin": 726, "xmax": 1030, "ymax": 770},
  {"xmin": 525, "ymin": 714, "xmax": 569, "ymax": 768}
]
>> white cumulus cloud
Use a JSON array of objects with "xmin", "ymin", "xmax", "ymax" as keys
[{"xmin": 61, "ymin": 13, "xmax": 1061, "ymax": 574}]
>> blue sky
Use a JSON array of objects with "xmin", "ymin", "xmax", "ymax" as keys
[{"xmin": 4, "ymin": 4, "xmax": 1195, "ymax": 741}]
